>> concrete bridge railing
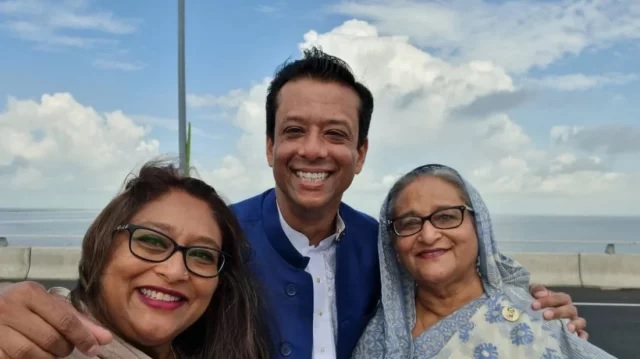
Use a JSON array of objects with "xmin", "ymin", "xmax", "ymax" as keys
[
  {"xmin": 510, "ymin": 253, "xmax": 640, "ymax": 289},
  {"xmin": 1, "ymin": 248, "xmax": 640, "ymax": 289}
]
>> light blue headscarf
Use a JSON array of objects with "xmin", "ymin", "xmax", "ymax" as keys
[{"xmin": 352, "ymin": 164, "xmax": 616, "ymax": 359}]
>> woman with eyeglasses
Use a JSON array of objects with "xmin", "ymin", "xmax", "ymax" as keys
[
  {"xmin": 352, "ymin": 164, "xmax": 615, "ymax": 358},
  {"xmin": 57, "ymin": 160, "xmax": 272, "ymax": 359}
]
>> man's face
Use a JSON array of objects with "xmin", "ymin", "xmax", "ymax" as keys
[{"xmin": 267, "ymin": 78, "xmax": 368, "ymax": 212}]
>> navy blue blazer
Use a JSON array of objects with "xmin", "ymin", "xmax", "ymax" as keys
[{"xmin": 231, "ymin": 189, "xmax": 381, "ymax": 359}]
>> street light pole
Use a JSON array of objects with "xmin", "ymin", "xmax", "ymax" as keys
[{"xmin": 178, "ymin": 0, "xmax": 187, "ymax": 175}]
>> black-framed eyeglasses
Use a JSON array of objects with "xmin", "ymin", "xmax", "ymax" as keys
[
  {"xmin": 387, "ymin": 205, "xmax": 474, "ymax": 237},
  {"xmin": 115, "ymin": 224, "xmax": 229, "ymax": 278}
]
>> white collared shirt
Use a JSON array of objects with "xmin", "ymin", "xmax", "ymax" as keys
[{"xmin": 277, "ymin": 205, "xmax": 344, "ymax": 359}]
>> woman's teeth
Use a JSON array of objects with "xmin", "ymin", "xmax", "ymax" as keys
[{"xmin": 139, "ymin": 288, "xmax": 182, "ymax": 302}]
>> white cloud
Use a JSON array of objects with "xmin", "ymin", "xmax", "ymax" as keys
[
  {"xmin": 0, "ymin": 0, "xmax": 139, "ymax": 48},
  {"xmin": 527, "ymin": 73, "xmax": 637, "ymax": 91},
  {"xmin": 538, "ymin": 171, "xmax": 623, "ymax": 195},
  {"xmin": 49, "ymin": 9, "xmax": 138, "ymax": 34},
  {"xmin": 551, "ymin": 125, "xmax": 584, "ymax": 143},
  {"xmin": 6, "ymin": 2, "xmax": 637, "ymax": 215},
  {"xmin": 10, "ymin": 166, "xmax": 45, "ymax": 190},
  {"xmin": 131, "ymin": 115, "xmax": 222, "ymax": 140},
  {"xmin": 186, "ymin": 19, "xmax": 640, "ymax": 215},
  {"xmin": 254, "ymin": 5, "xmax": 279, "ymax": 14},
  {"xmin": 194, "ymin": 79, "xmax": 276, "ymax": 200},
  {"xmin": 330, "ymin": 0, "xmax": 640, "ymax": 73},
  {"xmin": 552, "ymin": 124, "xmax": 640, "ymax": 155},
  {"xmin": 0, "ymin": 93, "xmax": 160, "ymax": 206},
  {"xmin": 470, "ymin": 153, "xmax": 621, "ymax": 196},
  {"xmin": 0, "ymin": 0, "xmax": 140, "ymax": 71},
  {"xmin": 187, "ymin": 89, "xmax": 249, "ymax": 109},
  {"xmin": 4, "ymin": 19, "xmax": 115, "ymax": 48},
  {"xmin": 92, "ymin": 59, "xmax": 144, "ymax": 72}
]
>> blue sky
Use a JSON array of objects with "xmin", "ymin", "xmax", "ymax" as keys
[
  {"xmin": 1, "ymin": 0, "xmax": 639, "ymax": 215},
  {"xmin": 0, "ymin": 0, "xmax": 369, "ymax": 162}
]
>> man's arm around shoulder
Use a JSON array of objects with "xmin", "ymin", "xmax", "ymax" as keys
[{"xmin": 0, "ymin": 281, "xmax": 112, "ymax": 359}]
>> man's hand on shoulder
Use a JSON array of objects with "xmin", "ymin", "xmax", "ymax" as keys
[
  {"xmin": 0, "ymin": 281, "xmax": 112, "ymax": 359},
  {"xmin": 530, "ymin": 284, "xmax": 589, "ymax": 340}
]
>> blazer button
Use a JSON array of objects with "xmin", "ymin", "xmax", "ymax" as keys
[
  {"xmin": 285, "ymin": 284, "xmax": 297, "ymax": 296},
  {"xmin": 280, "ymin": 342, "xmax": 292, "ymax": 357}
]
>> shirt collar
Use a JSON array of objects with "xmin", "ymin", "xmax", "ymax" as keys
[{"xmin": 277, "ymin": 203, "xmax": 345, "ymax": 253}]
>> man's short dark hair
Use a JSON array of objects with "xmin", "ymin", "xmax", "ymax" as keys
[{"xmin": 266, "ymin": 47, "xmax": 374, "ymax": 148}]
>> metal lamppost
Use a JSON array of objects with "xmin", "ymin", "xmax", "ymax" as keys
[{"xmin": 178, "ymin": 0, "xmax": 188, "ymax": 175}]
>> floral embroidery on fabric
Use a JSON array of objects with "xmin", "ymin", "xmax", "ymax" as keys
[
  {"xmin": 541, "ymin": 348, "xmax": 562, "ymax": 359},
  {"xmin": 414, "ymin": 295, "xmax": 487, "ymax": 357},
  {"xmin": 473, "ymin": 343, "xmax": 499, "ymax": 359},
  {"xmin": 484, "ymin": 295, "xmax": 504, "ymax": 324},
  {"xmin": 510, "ymin": 323, "xmax": 534, "ymax": 346},
  {"xmin": 458, "ymin": 320, "xmax": 474, "ymax": 342}
]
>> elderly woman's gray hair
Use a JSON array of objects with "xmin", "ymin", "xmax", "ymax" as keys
[{"xmin": 386, "ymin": 164, "xmax": 472, "ymax": 218}]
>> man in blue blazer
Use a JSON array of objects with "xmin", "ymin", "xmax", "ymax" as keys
[{"xmin": 0, "ymin": 48, "xmax": 587, "ymax": 358}]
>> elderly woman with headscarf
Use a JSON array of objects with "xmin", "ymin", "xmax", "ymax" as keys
[{"xmin": 353, "ymin": 164, "xmax": 615, "ymax": 358}]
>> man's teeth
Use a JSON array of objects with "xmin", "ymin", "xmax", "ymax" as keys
[
  {"xmin": 139, "ymin": 288, "xmax": 182, "ymax": 302},
  {"xmin": 296, "ymin": 171, "xmax": 329, "ymax": 181}
]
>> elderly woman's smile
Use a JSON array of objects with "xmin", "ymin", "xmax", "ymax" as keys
[
  {"xmin": 391, "ymin": 175, "xmax": 479, "ymax": 289},
  {"xmin": 414, "ymin": 248, "xmax": 450, "ymax": 260}
]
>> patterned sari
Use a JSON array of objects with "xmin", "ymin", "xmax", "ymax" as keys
[{"xmin": 352, "ymin": 164, "xmax": 616, "ymax": 359}]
